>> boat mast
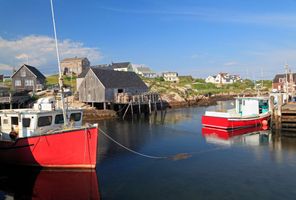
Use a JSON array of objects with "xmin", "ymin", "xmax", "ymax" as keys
[{"xmin": 50, "ymin": 0, "xmax": 68, "ymax": 127}]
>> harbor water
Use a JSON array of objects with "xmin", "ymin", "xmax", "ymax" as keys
[{"xmin": 1, "ymin": 101, "xmax": 296, "ymax": 199}]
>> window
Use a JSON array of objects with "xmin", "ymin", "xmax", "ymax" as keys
[
  {"xmin": 3, "ymin": 119, "xmax": 8, "ymax": 124},
  {"xmin": 25, "ymin": 80, "xmax": 34, "ymax": 86},
  {"xmin": 38, "ymin": 116, "xmax": 52, "ymax": 127},
  {"xmin": 15, "ymin": 80, "xmax": 21, "ymax": 86},
  {"xmin": 55, "ymin": 114, "xmax": 64, "ymax": 124},
  {"xmin": 11, "ymin": 117, "xmax": 18, "ymax": 125},
  {"xmin": 70, "ymin": 113, "xmax": 81, "ymax": 122},
  {"xmin": 22, "ymin": 118, "xmax": 31, "ymax": 127},
  {"xmin": 21, "ymin": 70, "xmax": 26, "ymax": 77}
]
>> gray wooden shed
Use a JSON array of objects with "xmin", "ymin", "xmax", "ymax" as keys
[{"xmin": 78, "ymin": 68, "xmax": 148, "ymax": 103}]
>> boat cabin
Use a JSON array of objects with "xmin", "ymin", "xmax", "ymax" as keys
[
  {"xmin": 235, "ymin": 97, "xmax": 269, "ymax": 116},
  {"xmin": 0, "ymin": 97, "xmax": 83, "ymax": 140}
]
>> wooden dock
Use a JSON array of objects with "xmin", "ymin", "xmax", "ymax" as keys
[
  {"xmin": 113, "ymin": 92, "xmax": 167, "ymax": 119},
  {"xmin": 271, "ymin": 94, "xmax": 296, "ymax": 136}
]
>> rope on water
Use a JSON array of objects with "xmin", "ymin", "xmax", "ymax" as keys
[
  {"xmin": 99, "ymin": 128, "xmax": 229, "ymax": 160},
  {"xmin": 99, "ymin": 128, "xmax": 167, "ymax": 159}
]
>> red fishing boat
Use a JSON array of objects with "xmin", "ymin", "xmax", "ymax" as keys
[
  {"xmin": 202, "ymin": 96, "xmax": 270, "ymax": 129},
  {"xmin": 0, "ymin": 97, "xmax": 98, "ymax": 168},
  {"xmin": 0, "ymin": 1, "xmax": 98, "ymax": 168}
]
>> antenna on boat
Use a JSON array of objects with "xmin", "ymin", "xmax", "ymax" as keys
[{"xmin": 50, "ymin": 0, "xmax": 68, "ymax": 127}]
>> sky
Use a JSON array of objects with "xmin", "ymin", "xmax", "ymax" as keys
[{"xmin": 1, "ymin": 0, "xmax": 296, "ymax": 79}]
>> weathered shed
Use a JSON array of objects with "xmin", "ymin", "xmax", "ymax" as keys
[
  {"xmin": 11, "ymin": 64, "xmax": 46, "ymax": 92},
  {"xmin": 78, "ymin": 68, "xmax": 148, "ymax": 103}
]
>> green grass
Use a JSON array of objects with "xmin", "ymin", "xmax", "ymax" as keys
[{"xmin": 46, "ymin": 74, "xmax": 77, "ymax": 91}]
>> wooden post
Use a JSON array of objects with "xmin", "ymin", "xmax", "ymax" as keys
[
  {"xmin": 131, "ymin": 101, "xmax": 134, "ymax": 118},
  {"xmin": 122, "ymin": 102, "xmax": 131, "ymax": 120},
  {"xmin": 277, "ymin": 94, "xmax": 283, "ymax": 130},
  {"xmin": 148, "ymin": 99, "xmax": 151, "ymax": 115}
]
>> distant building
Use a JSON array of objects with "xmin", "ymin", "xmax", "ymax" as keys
[
  {"xmin": 162, "ymin": 72, "xmax": 179, "ymax": 82},
  {"xmin": 272, "ymin": 73, "xmax": 296, "ymax": 92},
  {"xmin": 136, "ymin": 67, "xmax": 157, "ymax": 78},
  {"xmin": 11, "ymin": 64, "xmax": 46, "ymax": 92},
  {"xmin": 78, "ymin": 68, "xmax": 148, "ymax": 105},
  {"xmin": 60, "ymin": 57, "xmax": 90, "ymax": 75},
  {"xmin": 111, "ymin": 62, "xmax": 133, "ymax": 72},
  {"xmin": 206, "ymin": 72, "xmax": 241, "ymax": 84}
]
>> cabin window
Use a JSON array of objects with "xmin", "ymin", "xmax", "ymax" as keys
[
  {"xmin": 22, "ymin": 118, "xmax": 31, "ymax": 128},
  {"xmin": 38, "ymin": 116, "xmax": 52, "ymax": 127},
  {"xmin": 70, "ymin": 113, "xmax": 81, "ymax": 122},
  {"xmin": 3, "ymin": 119, "xmax": 8, "ymax": 124},
  {"xmin": 11, "ymin": 117, "xmax": 18, "ymax": 125},
  {"xmin": 55, "ymin": 114, "xmax": 64, "ymax": 124},
  {"xmin": 118, "ymin": 89, "xmax": 123, "ymax": 93},
  {"xmin": 15, "ymin": 80, "xmax": 21, "ymax": 86},
  {"xmin": 25, "ymin": 80, "xmax": 34, "ymax": 86}
]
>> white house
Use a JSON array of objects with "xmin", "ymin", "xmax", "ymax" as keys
[
  {"xmin": 206, "ymin": 72, "xmax": 241, "ymax": 84},
  {"xmin": 162, "ymin": 72, "xmax": 179, "ymax": 82}
]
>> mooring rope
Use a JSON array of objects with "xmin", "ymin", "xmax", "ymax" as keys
[
  {"xmin": 99, "ymin": 128, "xmax": 229, "ymax": 160},
  {"xmin": 99, "ymin": 128, "xmax": 167, "ymax": 159}
]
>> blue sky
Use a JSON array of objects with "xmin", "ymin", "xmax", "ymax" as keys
[{"xmin": 1, "ymin": 0, "xmax": 296, "ymax": 79}]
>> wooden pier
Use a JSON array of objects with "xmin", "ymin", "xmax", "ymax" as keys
[
  {"xmin": 113, "ymin": 92, "xmax": 167, "ymax": 119},
  {"xmin": 271, "ymin": 94, "xmax": 296, "ymax": 136}
]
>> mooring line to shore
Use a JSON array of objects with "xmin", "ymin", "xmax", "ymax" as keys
[
  {"xmin": 99, "ymin": 128, "xmax": 229, "ymax": 160},
  {"xmin": 99, "ymin": 128, "xmax": 167, "ymax": 159}
]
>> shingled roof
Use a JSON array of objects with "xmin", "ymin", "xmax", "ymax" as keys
[
  {"xmin": 273, "ymin": 73, "xmax": 296, "ymax": 83},
  {"xmin": 12, "ymin": 64, "xmax": 46, "ymax": 80},
  {"xmin": 90, "ymin": 68, "xmax": 148, "ymax": 89}
]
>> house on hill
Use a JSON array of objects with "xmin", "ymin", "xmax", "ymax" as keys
[
  {"xmin": 206, "ymin": 72, "xmax": 241, "ymax": 84},
  {"xmin": 162, "ymin": 72, "xmax": 179, "ymax": 82},
  {"xmin": 137, "ymin": 67, "xmax": 157, "ymax": 78},
  {"xmin": 111, "ymin": 62, "xmax": 133, "ymax": 72},
  {"xmin": 78, "ymin": 68, "xmax": 148, "ymax": 108},
  {"xmin": 60, "ymin": 57, "xmax": 90, "ymax": 75},
  {"xmin": 11, "ymin": 64, "xmax": 46, "ymax": 92}
]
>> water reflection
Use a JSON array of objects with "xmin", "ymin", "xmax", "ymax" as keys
[
  {"xmin": 0, "ymin": 167, "xmax": 100, "ymax": 200},
  {"xmin": 202, "ymin": 126, "xmax": 271, "ymax": 146}
]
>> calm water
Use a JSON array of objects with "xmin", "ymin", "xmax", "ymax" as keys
[{"xmin": 1, "ymin": 102, "xmax": 296, "ymax": 199}]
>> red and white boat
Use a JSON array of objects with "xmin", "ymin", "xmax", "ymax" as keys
[
  {"xmin": 0, "ymin": 97, "xmax": 98, "ymax": 168},
  {"xmin": 202, "ymin": 96, "xmax": 270, "ymax": 129}
]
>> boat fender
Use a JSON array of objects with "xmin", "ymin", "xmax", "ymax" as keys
[
  {"xmin": 261, "ymin": 120, "xmax": 268, "ymax": 126},
  {"xmin": 9, "ymin": 131, "xmax": 18, "ymax": 140}
]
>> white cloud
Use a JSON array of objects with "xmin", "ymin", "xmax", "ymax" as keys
[
  {"xmin": 0, "ymin": 63, "xmax": 12, "ymax": 70},
  {"xmin": 0, "ymin": 35, "xmax": 102, "ymax": 74}
]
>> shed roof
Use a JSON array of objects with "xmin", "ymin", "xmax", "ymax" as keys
[
  {"xmin": 90, "ymin": 68, "xmax": 148, "ymax": 89},
  {"xmin": 11, "ymin": 64, "xmax": 46, "ymax": 80}
]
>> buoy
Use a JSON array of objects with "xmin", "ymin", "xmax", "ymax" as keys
[
  {"xmin": 262, "ymin": 125, "xmax": 268, "ymax": 130},
  {"xmin": 262, "ymin": 120, "xmax": 268, "ymax": 126}
]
